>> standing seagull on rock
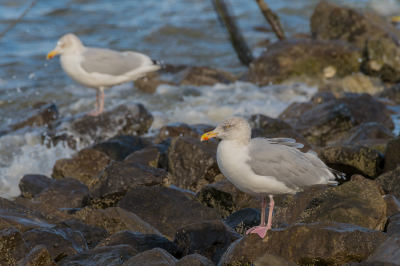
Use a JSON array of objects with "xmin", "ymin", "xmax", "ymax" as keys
[
  {"xmin": 47, "ymin": 33, "xmax": 160, "ymax": 116},
  {"xmin": 201, "ymin": 117, "xmax": 345, "ymax": 238}
]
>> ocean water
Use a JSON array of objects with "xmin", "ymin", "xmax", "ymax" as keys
[{"xmin": 0, "ymin": 0, "xmax": 399, "ymax": 198}]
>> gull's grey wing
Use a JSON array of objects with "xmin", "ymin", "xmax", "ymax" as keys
[
  {"xmin": 80, "ymin": 48, "xmax": 152, "ymax": 76},
  {"xmin": 247, "ymin": 138, "xmax": 332, "ymax": 190}
]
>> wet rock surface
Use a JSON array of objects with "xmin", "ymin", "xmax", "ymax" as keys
[
  {"xmin": 19, "ymin": 245, "xmax": 56, "ymax": 266},
  {"xmin": 248, "ymin": 114, "xmax": 293, "ymax": 136},
  {"xmin": 385, "ymin": 212, "xmax": 400, "ymax": 237},
  {"xmin": 19, "ymin": 174, "xmax": 58, "ymax": 199},
  {"xmin": 122, "ymin": 248, "xmax": 178, "ymax": 266},
  {"xmin": 0, "ymin": 227, "xmax": 30, "ymax": 266},
  {"xmin": 154, "ymin": 123, "xmax": 214, "ymax": 145},
  {"xmin": 376, "ymin": 166, "xmax": 400, "ymax": 201},
  {"xmin": 219, "ymin": 222, "xmax": 388, "ymax": 266},
  {"xmin": 278, "ymin": 102, "xmax": 314, "ymax": 121},
  {"xmin": 174, "ymin": 254, "xmax": 214, "ymax": 266},
  {"xmin": 53, "ymin": 219, "xmax": 109, "ymax": 249},
  {"xmin": 22, "ymin": 228, "xmax": 87, "ymax": 262},
  {"xmin": 12, "ymin": 198, "xmax": 74, "ymax": 221},
  {"xmin": 194, "ymin": 186, "xmax": 237, "ymax": 218},
  {"xmin": 174, "ymin": 220, "xmax": 240, "ymax": 264},
  {"xmin": 383, "ymin": 138, "xmax": 400, "ymax": 173},
  {"xmin": 73, "ymin": 206, "xmax": 161, "ymax": 236},
  {"xmin": 89, "ymin": 161, "xmax": 171, "ymax": 208},
  {"xmin": 366, "ymin": 234, "xmax": 400, "ymax": 265},
  {"xmin": 58, "ymin": 245, "xmax": 138, "ymax": 266},
  {"xmin": 97, "ymin": 230, "xmax": 182, "ymax": 258},
  {"xmin": 252, "ymin": 253, "xmax": 297, "ymax": 266},
  {"xmin": 52, "ymin": 148, "xmax": 112, "ymax": 186},
  {"xmin": 337, "ymin": 123, "xmax": 395, "ymax": 146},
  {"xmin": 383, "ymin": 195, "xmax": 400, "ymax": 217},
  {"xmin": 167, "ymin": 136, "xmax": 224, "ymax": 193},
  {"xmin": 224, "ymin": 208, "xmax": 261, "ymax": 236},
  {"xmin": 117, "ymin": 186, "xmax": 221, "ymax": 239},
  {"xmin": 177, "ymin": 66, "xmax": 236, "ymax": 86},
  {"xmin": 34, "ymin": 186, "xmax": 89, "ymax": 209},
  {"xmin": 124, "ymin": 145, "xmax": 165, "ymax": 168},
  {"xmin": 380, "ymin": 84, "xmax": 400, "ymax": 105},
  {"xmin": 92, "ymin": 135, "xmax": 147, "ymax": 161}
]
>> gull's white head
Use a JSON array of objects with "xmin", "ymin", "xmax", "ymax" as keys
[
  {"xmin": 201, "ymin": 116, "xmax": 251, "ymax": 144},
  {"xmin": 47, "ymin": 33, "xmax": 84, "ymax": 59}
]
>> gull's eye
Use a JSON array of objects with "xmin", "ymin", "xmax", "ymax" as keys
[{"xmin": 225, "ymin": 125, "xmax": 230, "ymax": 129}]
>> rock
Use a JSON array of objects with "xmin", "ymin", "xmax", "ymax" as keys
[
  {"xmin": 311, "ymin": 91, "xmax": 336, "ymax": 105},
  {"xmin": 174, "ymin": 220, "xmax": 240, "ymax": 264},
  {"xmin": 135, "ymin": 72, "xmax": 176, "ymax": 94},
  {"xmin": 122, "ymin": 248, "xmax": 178, "ymax": 266},
  {"xmin": 248, "ymin": 114, "xmax": 293, "ymax": 136},
  {"xmin": 318, "ymin": 146, "xmax": 384, "ymax": 179},
  {"xmin": 194, "ymin": 186, "xmax": 236, "ymax": 218},
  {"xmin": 13, "ymin": 198, "xmax": 73, "ymax": 221},
  {"xmin": 174, "ymin": 254, "xmax": 214, "ymax": 266},
  {"xmin": 154, "ymin": 123, "xmax": 214, "ymax": 145},
  {"xmin": 73, "ymin": 206, "xmax": 161, "ymax": 236},
  {"xmin": 53, "ymin": 219, "xmax": 109, "ymax": 249},
  {"xmin": 124, "ymin": 145, "xmax": 164, "ymax": 168},
  {"xmin": 385, "ymin": 195, "xmax": 400, "ymax": 217},
  {"xmin": 379, "ymin": 84, "xmax": 400, "ymax": 104},
  {"xmin": 385, "ymin": 212, "xmax": 400, "ymax": 237},
  {"xmin": 22, "ymin": 228, "xmax": 87, "ymax": 262},
  {"xmin": 366, "ymin": 234, "xmax": 400, "ymax": 264},
  {"xmin": 169, "ymin": 185, "xmax": 197, "ymax": 200},
  {"xmin": 42, "ymin": 132, "xmax": 78, "ymax": 150},
  {"xmin": 339, "ymin": 123, "xmax": 395, "ymax": 146},
  {"xmin": 58, "ymin": 245, "xmax": 138, "ymax": 266},
  {"xmin": 350, "ymin": 175, "xmax": 385, "ymax": 196},
  {"xmin": 93, "ymin": 135, "xmax": 147, "ymax": 161},
  {"xmin": 244, "ymin": 39, "xmax": 362, "ymax": 86},
  {"xmin": 167, "ymin": 136, "xmax": 224, "ymax": 192},
  {"xmin": 89, "ymin": 161, "xmax": 171, "ymax": 209},
  {"xmin": 224, "ymin": 208, "xmax": 261, "ymax": 236},
  {"xmin": 278, "ymin": 102, "xmax": 314, "ymax": 121},
  {"xmin": 177, "ymin": 66, "xmax": 236, "ymax": 86},
  {"xmin": 323, "ymin": 72, "xmax": 384, "ymax": 95},
  {"xmin": 0, "ymin": 227, "xmax": 29, "ymax": 266},
  {"xmin": 118, "ymin": 186, "xmax": 221, "ymax": 239},
  {"xmin": 219, "ymin": 222, "xmax": 388, "ymax": 266},
  {"xmin": 34, "ymin": 186, "xmax": 89, "ymax": 209},
  {"xmin": 292, "ymin": 101, "xmax": 354, "ymax": 146},
  {"xmin": 0, "ymin": 197, "xmax": 60, "ymax": 233},
  {"xmin": 52, "ymin": 148, "xmax": 111, "ymax": 186},
  {"xmin": 19, "ymin": 245, "xmax": 56, "ymax": 266},
  {"xmin": 252, "ymin": 253, "xmax": 297, "ymax": 266},
  {"xmin": 262, "ymin": 129, "xmax": 313, "ymax": 153},
  {"xmin": 344, "ymin": 262, "xmax": 398, "ymax": 266},
  {"xmin": 383, "ymin": 138, "xmax": 400, "ymax": 172},
  {"xmin": 58, "ymin": 103, "xmax": 153, "ymax": 141},
  {"xmin": 297, "ymin": 181, "xmax": 387, "ymax": 231},
  {"xmin": 19, "ymin": 174, "xmax": 57, "ymax": 199},
  {"xmin": 375, "ymin": 166, "xmax": 400, "ymax": 200},
  {"xmin": 96, "ymin": 230, "xmax": 183, "ymax": 258},
  {"xmin": 311, "ymin": 1, "xmax": 400, "ymax": 49}
]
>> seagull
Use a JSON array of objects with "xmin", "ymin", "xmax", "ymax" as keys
[
  {"xmin": 46, "ymin": 33, "xmax": 160, "ymax": 116},
  {"xmin": 201, "ymin": 116, "xmax": 345, "ymax": 238}
]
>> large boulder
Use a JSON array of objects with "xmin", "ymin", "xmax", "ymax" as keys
[
  {"xmin": 252, "ymin": 253, "xmax": 297, "ymax": 266},
  {"xmin": 19, "ymin": 245, "xmax": 56, "ymax": 266},
  {"xmin": 174, "ymin": 220, "xmax": 240, "ymax": 264},
  {"xmin": 366, "ymin": 234, "xmax": 400, "ymax": 265},
  {"xmin": 22, "ymin": 228, "xmax": 88, "ymax": 262},
  {"xmin": 117, "ymin": 186, "xmax": 222, "ymax": 239},
  {"xmin": 89, "ymin": 161, "xmax": 171, "ymax": 209},
  {"xmin": 383, "ymin": 138, "xmax": 400, "ymax": 172},
  {"xmin": 0, "ymin": 198, "xmax": 60, "ymax": 233},
  {"xmin": 12, "ymin": 198, "xmax": 73, "ymax": 221},
  {"xmin": 243, "ymin": 39, "xmax": 362, "ymax": 85},
  {"xmin": 248, "ymin": 114, "xmax": 293, "ymax": 136},
  {"xmin": 224, "ymin": 208, "xmax": 261, "ymax": 236},
  {"xmin": 323, "ymin": 72, "xmax": 384, "ymax": 95},
  {"xmin": 278, "ymin": 102, "xmax": 314, "ymax": 121},
  {"xmin": 96, "ymin": 230, "xmax": 183, "ymax": 258},
  {"xmin": 154, "ymin": 123, "xmax": 214, "ymax": 145},
  {"xmin": 219, "ymin": 222, "xmax": 388, "ymax": 266},
  {"xmin": 379, "ymin": 84, "xmax": 400, "ymax": 104},
  {"xmin": 34, "ymin": 186, "xmax": 89, "ymax": 209},
  {"xmin": 385, "ymin": 212, "xmax": 400, "ymax": 237},
  {"xmin": 73, "ymin": 207, "xmax": 162, "ymax": 236},
  {"xmin": 376, "ymin": 166, "xmax": 400, "ymax": 201},
  {"xmin": 383, "ymin": 195, "xmax": 400, "ymax": 217},
  {"xmin": 175, "ymin": 254, "xmax": 214, "ymax": 266},
  {"xmin": 92, "ymin": 135, "xmax": 147, "ymax": 161},
  {"xmin": 124, "ymin": 145, "xmax": 167, "ymax": 168},
  {"xmin": 0, "ymin": 227, "xmax": 30, "ymax": 266},
  {"xmin": 167, "ymin": 136, "xmax": 224, "ymax": 192},
  {"xmin": 337, "ymin": 123, "xmax": 395, "ymax": 146},
  {"xmin": 122, "ymin": 248, "xmax": 178, "ymax": 266},
  {"xmin": 52, "ymin": 148, "xmax": 111, "ymax": 186},
  {"xmin": 194, "ymin": 186, "xmax": 237, "ymax": 218},
  {"xmin": 177, "ymin": 66, "xmax": 236, "ymax": 86}
]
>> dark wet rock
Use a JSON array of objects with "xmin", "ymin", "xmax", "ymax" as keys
[
  {"xmin": 96, "ymin": 230, "xmax": 183, "ymax": 258},
  {"xmin": 252, "ymin": 253, "xmax": 297, "ymax": 266},
  {"xmin": 297, "ymin": 181, "xmax": 387, "ymax": 231},
  {"xmin": 92, "ymin": 135, "xmax": 147, "ymax": 161},
  {"xmin": 154, "ymin": 123, "xmax": 215, "ymax": 145},
  {"xmin": 22, "ymin": 228, "xmax": 87, "ymax": 262},
  {"xmin": 375, "ymin": 166, "xmax": 400, "ymax": 201},
  {"xmin": 74, "ymin": 206, "xmax": 161, "ymax": 236},
  {"xmin": 174, "ymin": 220, "xmax": 240, "ymax": 264},
  {"xmin": 224, "ymin": 208, "xmax": 261, "ymax": 236},
  {"xmin": 124, "ymin": 145, "xmax": 164, "ymax": 168},
  {"xmin": 52, "ymin": 148, "xmax": 112, "ymax": 186},
  {"xmin": 383, "ymin": 138, "xmax": 400, "ymax": 172},
  {"xmin": 13, "ymin": 198, "xmax": 73, "ymax": 221},
  {"xmin": 244, "ymin": 39, "xmax": 362, "ymax": 85},
  {"xmin": 89, "ymin": 161, "xmax": 171, "ymax": 209},
  {"xmin": 219, "ymin": 222, "xmax": 388, "ymax": 266},
  {"xmin": 135, "ymin": 72, "xmax": 177, "ymax": 94},
  {"xmin": 34, "ymin": 186, "xmax": 89, "ymax": 209},
  {"xmin": 380, "ymin": 84, "xmax": 400, "ymax": 104},
  {"xmin": 338, "ymin": 123, "xmax": 395, "ymax": 146},
  {"xmin": 53, "ymin": 219, "xmax": 109, "ymax": 249},
  {"xmin": 19, "ymin": 174, "xmax": 57, "ymax": 199},
  {"xmin": 323, "ymin": 72, "xmax": 385, "ymax": 95},
  {"xmin": 292, "ymin": 101, "xmax": 354, "ymax": 146},
  {"xmin": 167, "ymin": 136, "xmax": 224, "ymax": 192},
  {"xmin": 278, "ymin": 102, "xmax": 314, "ymax": 121},
  {"xmin": 122, "ymin": 248, "xmax": 178, "ymax": 266},
  {"xmin": 175, "ymin": 254, "xmax": 214, "ymax": 266},
  {"xmin": 318, "ymin": 145, "xmax": 384, "ymax": 179},
  {"xmin": 383, "ymin": 195, "xmax": 400, "ymax": 217},
  {"xmin": 194, "ymin": 186, "xmax": 236, "ymax": 218},
  {"xmin": 262, "ymin": 129, "xmax": 313, "ymax": 153},
  {"xmin": 0, "ymin": 197, "xmax": 60, "ymax": 233},
  {"xmin": 350, "ymin": 174, "xmax": 385, "ymax": 196},
  {"xmin": 0, "ymin": 227, "xmax": 29, "ymax": 265},
  {"xmin": 385, "ymin": 212, "xmax": 400, "ymax": 237},
  {"xmin": 248, "ymin": 114, "xmax": 292, "ymax": 136},
  {"xmin": 58, "ymin": 245, "xmax": 138, "ymax": 266},
  {"xmin": 170, "ymin": 185, "xmax": 197, "ymax": 200},
  {"xmin": 20, "ymin": 245, "xmax": 56, "ymax": 266},
  {"xmin": 118, "ymin": 186, "xmax": 221, "ymax": 240},
  {"xmin": 177, "ymin": 66, "xmax": 236, "ymax": 86},
  {"xmin": 42, "ymin": 132, "xmax": 77, "ymax": 150},
  {"xmin": 366, "ymin": 234, "xmax": 400, "ymax": 264},
  {"xmin": 344, "ymin": 262, "xmax": 398, "ymax": 266},
  {"xmin": 311, "ymin": 91, "xmax": 336, "ymax": 105}
]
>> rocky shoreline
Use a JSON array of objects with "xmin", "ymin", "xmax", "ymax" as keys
[{"xmin": 2, "ymin": 1, "xmax": 400, "ymax": 266}]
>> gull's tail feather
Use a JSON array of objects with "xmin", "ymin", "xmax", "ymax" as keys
[{"xmin": 329, "ymin": 167, "xmax": 346, "ymax": 180}]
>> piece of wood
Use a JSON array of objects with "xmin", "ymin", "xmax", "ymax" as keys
[{"xmin": 255, "ymin": 0, "xmax": 286, "ymax": 40}]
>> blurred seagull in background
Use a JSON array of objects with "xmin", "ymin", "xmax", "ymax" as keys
[
  {"xmin": 47, "ymin": 33, "xmax": 160, "ymax": 116},
  {"xmin": 201, "ymin": 116, "xmax": 345, "ymax": 238}
]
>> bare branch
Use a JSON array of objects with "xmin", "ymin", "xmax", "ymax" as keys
[{"xmin": 255, "ymin": 0, "xmax": 285, "ymax": 40}]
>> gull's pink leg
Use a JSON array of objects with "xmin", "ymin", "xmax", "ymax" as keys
[
  {"xmin": 87, "ymin": 88, "xmax": 105, "ymax": 116},
  {"xmin": 98, "ymin": 88, "xmax": 105, "ymax": 114},
  {"xmin": 88, "ymin": 91, "xmax": 100, "ymax": 116},
  {"xmin": 246, "ymin": 196, "xmax": 274, "ymax": 238}
]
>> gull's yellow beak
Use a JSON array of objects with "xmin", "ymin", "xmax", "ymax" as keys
[
  {"xmin": 46, "ymin": 50, "xmax": 58, "ymax": 60},
  {"xmin": 201, "ymin": 131, "xmax": 218, "ymax": 141}
]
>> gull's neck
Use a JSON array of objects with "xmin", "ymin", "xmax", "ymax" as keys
[{"xmin": 222, "ymin": 136, "xmax": 250, "ymax": 147}]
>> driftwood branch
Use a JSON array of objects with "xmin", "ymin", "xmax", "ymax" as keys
[
  {"xmin": 212, "ymin": 0, "xmax": 254, "ymax": 66},
  {"xmin": 254, "ymin": 0, "xmax": 285, "ymax": 40},
  {"xmin": 0, "ymin": 0, "xmax": 39, "ymax": 40}
]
